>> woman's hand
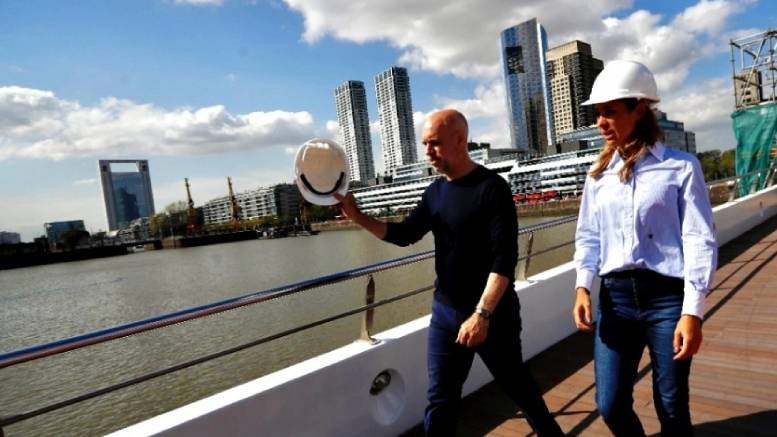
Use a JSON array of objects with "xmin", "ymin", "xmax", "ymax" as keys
[
  {"xmin": 573, "ymin": 287, "xmax": 594, "ymax": 332},
  {"xmin": 673, "ymin": 315, "xmax": 703, "ymax": 360}
]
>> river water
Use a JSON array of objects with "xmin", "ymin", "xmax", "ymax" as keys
[{"xmin": 0, "ymin": 217, "xmax": 576, "ymax": 436}]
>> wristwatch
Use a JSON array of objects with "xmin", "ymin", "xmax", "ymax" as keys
[{"xmin": 474, "ymin": 307, "xmax": 493, "ymax": 319}]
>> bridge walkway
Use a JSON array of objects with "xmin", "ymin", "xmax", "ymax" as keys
[{"xmin": 404, "ymin": 214, "xmax": 777, "ymax": 436}]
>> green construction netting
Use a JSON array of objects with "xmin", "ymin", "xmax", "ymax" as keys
[{"xmin": 732, "ymin": 102, "xmax": 777, "ymax": 196}]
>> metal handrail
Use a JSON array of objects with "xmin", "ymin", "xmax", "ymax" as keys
[
  {"xmin": 0, "ymin": 249, "xmax": 434, "ymax": 369},
  {"xmin": 0, "ymin": 218, "xmax": 581, "ymax": 432},
  {"xmin": 0, "ymin": 283, "xmax": 435, "ymax": 430},
  {"xmin": 2, "ymin": 165, "xmax": 774, "ymax": 432},
  {"xmin": 0, "ymin": 217, "xmax": 578, "ymax": 370}
]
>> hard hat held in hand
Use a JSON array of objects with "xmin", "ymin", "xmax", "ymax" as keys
[
  {"xmin": 583, "ymin": 60, "xmax": 659, "ymax": 105},
  {"xmin": 294, "ymin": 138, "xmax": 349, "ymax": 206}
]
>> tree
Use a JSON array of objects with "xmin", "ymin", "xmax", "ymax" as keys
[{"xmin": 697, "ymin": 149, "xmax": 736, "ymax": 181}]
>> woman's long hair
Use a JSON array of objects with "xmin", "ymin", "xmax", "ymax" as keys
[{"xmin": 589, "ymin": 98, "xmax": 664, "ymax": 182}]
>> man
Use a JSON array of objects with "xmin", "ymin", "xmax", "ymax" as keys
[{"xmin": 335, "ymin": 109, "xmax": 563, "ymax": 436}]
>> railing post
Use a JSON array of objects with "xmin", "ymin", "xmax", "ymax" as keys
[
  {"xmin": 360, "ymin": 275, "xmax": 378, "ymax": 344},
  {"xmin": 728, "ymin": 179, "xmax": 738, "ymax": 201},
  {"xmin": 766, "ymin": 167, "xmax": 776, "ymax": 187},
  {"xmin": 517, "ymin": 232, "xmax": 535, "ymax": 281},
  {"xmin": 750, "ymin": 174, "xmax": 760, "ymax": 194}
]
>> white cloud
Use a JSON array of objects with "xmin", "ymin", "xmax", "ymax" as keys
[
  {"xmin": 285, "ymin": 0, "xmax": 633, "ymax": 79},
  {"xmin": 661, "ymin": 76, "xmax": 737, "ymax": 151},
  {"xmin": 173, "ymin": 0, "xmax": 224, "ymax": 6},
  {"xmin": 283, "ymin": 0, "xmax": 752, "ymax": 152},
  {"xmin": 225, "ymin": 73, "xmax": 237, "ymax": 82},
  {"xmin": 0, "ymin": 86, "xmax": 317, "ymax": 161},
  {"xmin": 672, "ymin": 0, "xmax": 740, "ymax": 35}
]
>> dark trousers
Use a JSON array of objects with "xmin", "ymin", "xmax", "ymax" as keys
[
  {"xmin": 424, "ymin": 295, "xmax": 563, "ymax": 436},
  {"xmin": 595, "ymin": 270, "xmax": 693, "ymax": 437}
]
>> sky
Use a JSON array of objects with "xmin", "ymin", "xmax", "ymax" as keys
[{"xmin": 1, "ymin": 0, "xmax": 774, "ymax": 241}]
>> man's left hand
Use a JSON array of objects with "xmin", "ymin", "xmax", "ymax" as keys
[{"xmin": 456, "ymin": 314, "xmax": 489, "ymax": 348}]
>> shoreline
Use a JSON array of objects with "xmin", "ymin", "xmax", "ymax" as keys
[{"xmin": 312, "ymin": 198, "xmax": 583, "ymax": 232}]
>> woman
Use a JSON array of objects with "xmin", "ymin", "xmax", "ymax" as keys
[{"xmin": 572, "ymin": 60, "xmax": 717, "ymax": 436}]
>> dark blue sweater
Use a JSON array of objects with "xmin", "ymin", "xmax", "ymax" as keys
[{"xmin": 383, "ymin": 165, "xmax": 518, "ymax": 310}]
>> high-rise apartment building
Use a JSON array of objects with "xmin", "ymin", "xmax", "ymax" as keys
[
  {"xmin": 374, "ymin": 67, "xmax": 417, "ymax": 173},
  {"xmin": 335, "ymin": 80, "xmax": 375, "ymax": 184},
  {"xmin": 98, "ymin": 160, "xmax": 155, "ymax": 230},
  {"xmin": 501, "ymin": 18, "xmax": 555, "ymax": 154},
  {"xmin": 547, "ymin": 40, "xmax": 603, "ymax": 139}
]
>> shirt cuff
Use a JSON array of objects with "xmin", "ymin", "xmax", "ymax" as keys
[
  {"xmin": 682, "ymin": 285, "xmax": 707, "ymax": 319},
  {"xmin": 575, "ymin": 269, "xmax": 596, "ymax": 292}
]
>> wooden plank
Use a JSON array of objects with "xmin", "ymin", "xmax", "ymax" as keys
[{"xmin": 437, "ymin": 215, "xmax": 777, "ymax": 436}]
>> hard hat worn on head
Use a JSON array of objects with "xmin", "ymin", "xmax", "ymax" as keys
[
  {"xmin": 582, "ymin": 60, "xmax": 659, "ymax": 105},
  {"xmin": 294, "ymin": 138, "xmax": 349, "ymax": 206}
]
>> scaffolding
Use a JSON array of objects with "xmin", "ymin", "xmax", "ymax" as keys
[{"xmin": 730, "ymin": 29, "xmax": 777, "ymax": 109}]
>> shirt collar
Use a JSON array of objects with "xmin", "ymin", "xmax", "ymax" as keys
[
  {"xmin": 606, "ymin": 142, "xmax": 665, "ymax": 169},
  {"xmin": 648, "ymin": 142, "xmax": 666, "ymax": 161}
]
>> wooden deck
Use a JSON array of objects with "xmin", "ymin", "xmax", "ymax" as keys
[{"xmin": 404, "ymin": 214, "xmax": 777, "ymax": 436}]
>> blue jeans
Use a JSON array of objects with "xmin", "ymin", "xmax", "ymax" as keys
[
  {"xmin": 424, "ymin": 293, "xmax": 563, "ymax": 436},
  {"xmin": 595, "ymin": 270, "xmax": 693, "ymax": 437}
]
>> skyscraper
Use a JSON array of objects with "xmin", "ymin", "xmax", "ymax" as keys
[
  {"xmin": 98, "ymin": 160, "xmax": 155, "ymax": 230},
  {"xmin": 374, "ymin": 66, "xmax": 417, "ymax": 173},
  {"xmin": 547, "ymin": 40, "xmax": 603, "ymax": 139},
  {"xmin": 501, "ymin": 18, "xmax": 555, "ymax": 154},
  {"xmin": 335, "ymin": 80, "xmax": 375, "ymax": 184}
]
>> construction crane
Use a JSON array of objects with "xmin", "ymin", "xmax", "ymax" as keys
[
  {"xmin": 184, "ymin": 178, "xmax": 202, "ymax": 234},
  {"xmin": 228, "ymin": 176, "xmax": 242, "ymax": 225}
]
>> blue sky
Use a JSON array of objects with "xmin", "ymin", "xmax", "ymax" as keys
[{"xmin": 1, "ymin": 0, "xmax": 774, "ymax": 240}]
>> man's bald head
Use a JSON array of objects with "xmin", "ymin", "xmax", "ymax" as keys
[
  {"xmin": 426, "ymin": 109, "xmax": 469, "ymax": 142},
  {"xmin": 422, "ymin": 109, "xmax": 475, "ymax": 179}
]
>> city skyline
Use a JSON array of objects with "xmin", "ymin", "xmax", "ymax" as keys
[{"xmin": 1, "ymin": 0, "xmax": 775, "ymax": 240}]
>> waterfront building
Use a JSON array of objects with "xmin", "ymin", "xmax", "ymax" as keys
[
  {"xmin": 546, "ymin": 40, "xmax": 603, "ymax": 140},
  {"xmin": 335, "ymin": 80, "xmax": 375, "ymax": 184},
  {"xmin": 44, "ymin": 220, "xmax": 86, "ymax": 243},
  {"xmin": 507, "ymin": 148, "xmax": 600, "ymax": 196},
  {"xmin": 374, "ymin": 67, "xmax": 417, "ymax": 173},
  {"xmin": 656, "ymin": 111, "xmax": 697, "ymax": 153},
  {"xmin": 390, "ymin": 143, "xmax": 518, "ymax": 183},
  {"xmin": 501, "ymin": 18, "xmax": 555, "ymax": 153},
  {"xmin": 0, "ymin": 231, "xmax": 22, "ymax": 245},
  {"xmin": 98, "ymin": 160, "xmax": 155, "ymax": 231},
  {"xmin": 558, "ymin": 110, "xmax": 697, "ymax": 154},
  {"xmin": 353, "ymin": 145, "xmax": 571, "ymax": 215},
  {"xmin": 203, "ymin": 183, "xmax": 302, "ymax": 225},
  {"xmin": 117, "ymin": 217, "xmax": 151, "ymax": 241},
  {"xmin": 393, "ymin": 161, "xmax": 436, "ymax": 182},
  {"xmin": 558, "ymin": 126, "xmax": 605, "ymax": 151}
]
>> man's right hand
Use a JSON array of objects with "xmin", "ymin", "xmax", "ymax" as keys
[
  {"xmin": 333, "ymin": 192, "xmax": 360, "ymax": 221},
  {"xmin": 573, "ymin": 287, "xmax": 594, "ymax": 332}
]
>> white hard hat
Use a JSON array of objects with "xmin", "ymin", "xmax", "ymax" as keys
[
  {"xmin": 582, "ymin": 60, "xmax": 659, "ymax": 105},
  {"xmin": 294, "ymin": 138, "xmax": 349, "ymax": 206}
]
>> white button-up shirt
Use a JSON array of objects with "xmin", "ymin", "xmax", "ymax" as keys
[{"xmin": 574, "ymin": 142, "xmax": 718, "ymax": 319}]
